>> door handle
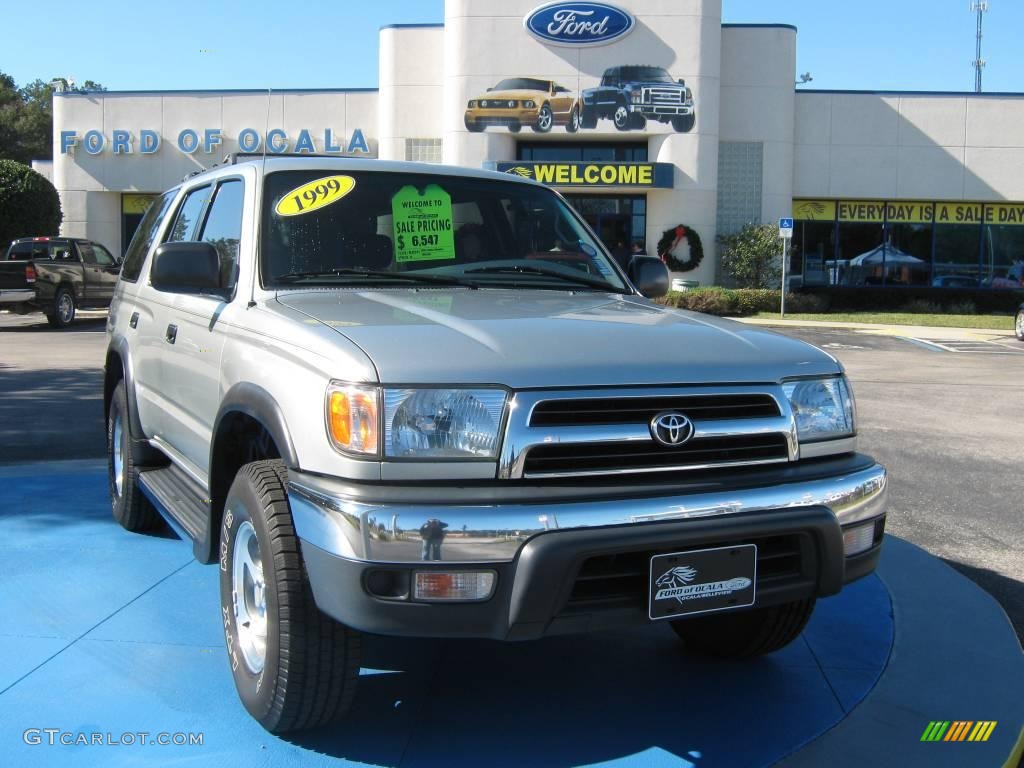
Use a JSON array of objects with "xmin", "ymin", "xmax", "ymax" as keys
[
  {"xmin": 129, "ymin": 312, "xmax": 139, "ymax": 328},
  {"xmin": 165, "ymin": 324, "xmax": 177, "ymax": 344}
]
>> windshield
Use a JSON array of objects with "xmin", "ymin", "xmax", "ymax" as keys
[
  {"xmin": 260, "ymin": 170, "xmax": 628, "ymax": 293},
  {"xmin": 493, "ymin": 78, "xmax": 550, "ymax": 92},
  {"xmin": 621, "ymin": 67, "xmax": 674, "ymax": 83}
]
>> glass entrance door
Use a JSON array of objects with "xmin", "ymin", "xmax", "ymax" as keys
[{"xmin": 564, "ymin": 195, "xmax": 647, "ymax": 266}]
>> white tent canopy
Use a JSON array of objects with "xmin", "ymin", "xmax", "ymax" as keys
[{"xmin": 849, "ymin": 243, "xmax": 925, "ymax": 266}]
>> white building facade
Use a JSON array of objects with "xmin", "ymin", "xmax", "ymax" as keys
[{"xmin": 51, "ymin": 0, "xmax": 1024, "ymax": 289}]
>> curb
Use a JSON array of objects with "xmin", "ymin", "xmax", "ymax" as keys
[
  {"xmin": 734, "ymin": 316, "xmax": 1015, "ymax": 342},
  {"xmin": 777, "ymin": 536, "xmax": 1024, "ymax": 768}
]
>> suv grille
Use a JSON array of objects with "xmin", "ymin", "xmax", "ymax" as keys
[
  {"xmin": 499, "ymin": 387, "xmax": 795, "ymax": 480},
  {"xmin": 562, "ymin": 533, "xmax": 808, "ymax": 614},
  {"xmin": 523, "ymin": 433, "xmax": 789, "ymax": 476},
  {"xmin": 529, "ymin": 394, "xmax": 780, "ymax": 427}
]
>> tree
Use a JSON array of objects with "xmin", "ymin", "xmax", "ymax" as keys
[
  {"xmin": 0, "ymin": 71, "xmax": 105, "ymax": 164},
  {"xmin": 718, "ymin": 223, "xmax": 783, "ymax": 289},
  {"xmin": 0, "ymin": 159, "xmax": 63, "ymax": 245}
]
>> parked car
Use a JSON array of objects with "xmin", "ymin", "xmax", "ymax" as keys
[
  {"xmin": 581, "ymin": 65, "xmax": 695, "ymax": 132},
  {"xmin": 987, "ymin": 263, "xmax": 1024, "ymax": 290},
  {"xmin": 0, "ymin": 237, "xmax": 120, "ymax": 327},
  {"xmin": 105, "ymin": 156, "xmax": 887, "ymax": 734},
  {"xmin": 1015, "ymin": 302, "xmax": 1024, "ymax": 341},
  {"xmin": 931, "ymin": 274, "xmax": 977, "ymax": 289},
  {"xmin": 464, "ymin": 77, "xmax": 580, "ymax": 133}
]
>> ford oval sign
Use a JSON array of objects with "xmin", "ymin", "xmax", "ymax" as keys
[{"xmin": 524, "ymin": 2, "xmax": 635, "ymax": 47}]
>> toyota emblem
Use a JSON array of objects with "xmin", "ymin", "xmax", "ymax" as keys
[{"xmin": 650, "ymin": 411, "xmax": 694, "ymax": 447}]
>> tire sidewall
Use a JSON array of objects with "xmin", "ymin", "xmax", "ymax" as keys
[
  {"xmin": 219, "ymin": 472, "xmax": 283, "ymax": 722},
  {"xmin": 54, "ymin": 288, "xmax": 75, "ymax": 328},
  {"xmin": 107, "ymin": 384, "xmax": 128, "ymax": 515},
  {"xmin": 1016, "ymin": 310, "xmax": 1024, "ymax": 341}
]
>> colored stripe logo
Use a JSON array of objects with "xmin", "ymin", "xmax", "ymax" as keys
[{"xmin": 921, "ymin": 721, "xmax": 997, "ymax": 742}]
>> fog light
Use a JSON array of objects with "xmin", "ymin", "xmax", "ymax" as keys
[
  {"xmin": 414, "ymin": 571, "xmax": 496, "ymax": 602},
  {"xmin": 843, "ymin": 523, "xmax": 875, "ymax": 556}
]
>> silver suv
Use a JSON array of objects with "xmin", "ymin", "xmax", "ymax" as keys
[{"xmin": 104, "ymin": 156, "xmax": 887, "ymax": 733}]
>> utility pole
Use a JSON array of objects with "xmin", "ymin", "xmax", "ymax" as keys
[{"xmin": 971, "ymin": 1, "xmax": 988, "ymax": 93}]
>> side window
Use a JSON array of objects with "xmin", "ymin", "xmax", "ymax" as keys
[
  {"xmin": 92, "ymin": 244, "xmax": 116, "ymax": 266},
  {"xmin": 198, "ymin": 180, "xmax": 244, "ymax": 291},
  {"xmin": 49, "ymin": 243, "xmax": 74, "ymax": 260},
  {"xmin": 79, "ymin": 243, "xmax": 97, "ymax": 264},
  {"xmin": 167, "ymin": 185, "xmax": 212, "ymax": 243},
  {"xmin": 121, "ymin": 190, "xmax": 176, "ymax": 283},
  {"xmin": 8, "ymin": 243, "xmax": 32, "ymax": 259}
]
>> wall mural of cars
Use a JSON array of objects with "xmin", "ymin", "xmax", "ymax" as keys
[
  {"xmin": 464, "ymin": 66, "xmax": 695, "ymax": 134},
  {"xmin": 464, "ymin": 78, "xmax": 581, "ymax": 134}
]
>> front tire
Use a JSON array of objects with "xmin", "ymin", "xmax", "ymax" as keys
[
  {"xmin": 580, "ymin": 106, "xmax": 597, "ymax": 129},
  {"xmin": 220, "ymin": 460, "xmax": 361, "ymax": 734},
  {"xmin": 1015, "ymin": 309, "xmax": 1024, "ymax": 341},
  {"xmin": 48, "ymin": 287, "xmax": 76, "ymax": 329},
  {"xmin": 672, "ymin": 113, "xmax": 696, "ymax": 133},
  {"xmin": 532, "ymin": 104, "xmax": 554, "ymax": 133},
  {"xmin": 613, "ymin": 103, "xmax": 631, "ymax": 131},
  {"xmin": 670, "ymin": 598, "xmax": 816, "ymax": 658},
  {"xmin": 464, "ymin": 115, "xmax": 483, "ymax": 133},
  {"xmin": 108, "ymin": 380, "xmax": 160, "ymax": 531}
]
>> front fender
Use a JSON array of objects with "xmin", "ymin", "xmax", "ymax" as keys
[{"xmin": 212, "ymin": 382, "xmax": 300, "ymax": 470}]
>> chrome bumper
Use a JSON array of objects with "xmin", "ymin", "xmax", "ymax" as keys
[
  {"xmin": 289, "ymin": 463, "xmax": 887, "ymax": 564},
  {"xmin": 0, "ymin": 289, "xmax": 34, "ymax": 304}
]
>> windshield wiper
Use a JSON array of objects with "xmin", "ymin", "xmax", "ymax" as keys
[
  {"xmin": 275, "ymin": 268, "xmax": 479, "ymax": 289},
  {"xmin": 463, "ymin": 264, "xmax": 623, "ymax": 293}
]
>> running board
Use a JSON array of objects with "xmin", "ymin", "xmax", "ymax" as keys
[{"xmin": 139, "ymin": 464, "xmax": 215, "ymax": 564}]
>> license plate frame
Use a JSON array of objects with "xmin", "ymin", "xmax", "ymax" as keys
[{"xmin": 648, "ymin": 544, "xmax": 757, "ymax": 621}]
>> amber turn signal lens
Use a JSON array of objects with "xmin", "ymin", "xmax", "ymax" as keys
[{"xmin": 326, "ymin": 384, "xmax": 379, "ymax": 456}]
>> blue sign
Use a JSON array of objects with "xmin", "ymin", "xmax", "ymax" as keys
[
  {"xmin": 524, "ymin": 2, "xmax": 635, "ymax": 47},
  {"xmin": 779, "ymin": 218, "xmax": 794, "ymax": 229}
]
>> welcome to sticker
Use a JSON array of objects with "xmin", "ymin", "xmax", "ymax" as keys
[
  {"xmin": 274, "ymin": 175, "xmax": 356, "ymax": 217},
  {"xmin": 391, "ymin": 184, "xmax": 455, "ymax": 262}
]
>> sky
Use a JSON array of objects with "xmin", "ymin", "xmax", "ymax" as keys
[{"xmin": 1, "ymin": 1, "xmax": 1022, "ymax": 94}]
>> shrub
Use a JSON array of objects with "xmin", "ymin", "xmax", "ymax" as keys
[
  {"xmin": 899, "ymin": 298, "xmax": 942, "ymax": 314},
  {"xmin": 667, "ymin": 287, "xmax": 740, "ymax": 316},
  {"xmin": 0, "ymin": 159, "xmax": 62, "ymax": 246},
  {"xmin": 784, "ymin": 292, "xmax": 829, "ymax": 313},
  {"xmin": 718, "ymin": 224, "xmax": 783, "ymax": 289},
  {"xmin": 946, "ymin": 299, "xmax": 978, "ymax": 315}
]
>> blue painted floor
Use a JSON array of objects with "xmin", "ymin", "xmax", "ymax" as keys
[{"xmin": 0, "ymin": 463, "xmax": 894, "ymax": 767}]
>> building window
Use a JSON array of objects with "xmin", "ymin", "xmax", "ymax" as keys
[
  {"xmin": 792, "ymin": 199, "xmax": 1024, "ymax": 289},
  {"xmin": 563, "ymin": 194, "xmax": 646, "ymax": 259},
  {"xmin": 405, "ymin": 139, "xmax": 442, "ymax": 163},
  {"xmin": 516, "ymin": 142, "xmax": 647, "ymax": 162},
  {"xmin": 716, "ymin": 142, "xmax": 763, "ymax": 237}
]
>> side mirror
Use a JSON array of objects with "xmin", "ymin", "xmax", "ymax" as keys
[
  {"xmin": 486, "ymin": 87, "xmax": 493, "ymax": 92},
  {"xmin": 678, "ymin": 78, "xmax": 685, "ymax": 85},
  {"xmin": 628, "ymin": 256, "xmax": 670, "ymax": 299},
  {"xmin": 151, "ymin": 242, "xmax": 221, "ymax": 294}
]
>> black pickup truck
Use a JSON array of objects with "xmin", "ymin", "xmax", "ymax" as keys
[
  {"xmin": 0, "ymin": 237, "xmax": 120, "ymax": 328},
  {"xmin": 581, "ymin": 65, "xmax": 695, "ymax": 132}
]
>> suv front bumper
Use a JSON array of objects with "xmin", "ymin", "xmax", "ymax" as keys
[{"xmin": 289, "ymin": 459, "xmax": 887, "ymax": 640}]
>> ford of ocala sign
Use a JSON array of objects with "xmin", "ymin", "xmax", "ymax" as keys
[{"xmin": 524, "ymin": 2, "xmax": 635, "ymax": 47}]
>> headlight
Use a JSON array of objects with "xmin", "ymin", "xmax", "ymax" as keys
[
  {"xmin": 385, "ymin": 388, "xmax": 506, "ymax": 459},
  {"xmin": 507, "ymin": 100, "xmax": 517, "ymax": 108},
  {"xmin": 467, "ymin": 100, "xmax": 477, "ymax": 108},
  {"xmin": 325, "ymin": 383, "xmax": 379, "ymax": 456},
  {"xmin": 782, "ymin": 376, "xmax": 855, "ymax": 441},
  {"xmin": 524, "ymin": 100, "xmax": 536, "ymax": 108},
  {"xmin": 630, "ymin": 91, "xmax": 643, "ymax": 103}
]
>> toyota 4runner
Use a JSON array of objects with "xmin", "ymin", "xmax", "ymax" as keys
[{"xmin": 104, "ymin": 155, "xmax": 887, "ymax": 734}]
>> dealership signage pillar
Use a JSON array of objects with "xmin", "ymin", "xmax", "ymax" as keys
[{"xmin": 779, "ymin": 217, "xmax": 793, "ymax": 317}]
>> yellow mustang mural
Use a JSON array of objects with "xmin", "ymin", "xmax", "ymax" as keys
[{"xmin": 465, "ymin": 78, "xmax": 581, "ymax": 134}]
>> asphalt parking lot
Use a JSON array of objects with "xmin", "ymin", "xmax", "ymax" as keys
[{"xmin": 2, "ymin": 309, "xmax": 1022, "ymax": 644}]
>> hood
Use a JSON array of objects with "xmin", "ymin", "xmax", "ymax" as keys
[
  {"xmin": 276, "ymin": 289, "xmax": 840, "ymax": 388},
  {"xmin": 477, "ymin": 89, "xmax": 550, "ymax": 100}
]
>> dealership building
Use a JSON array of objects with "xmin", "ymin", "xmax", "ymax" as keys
[{"xmin": 50, "ymin": 0, "xmax": 1024, "ymax": 288}]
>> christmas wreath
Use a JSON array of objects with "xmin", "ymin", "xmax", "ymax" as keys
[{"xmin": 657, "ymin": 224, "xmax": 704, "ymax": 272}]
